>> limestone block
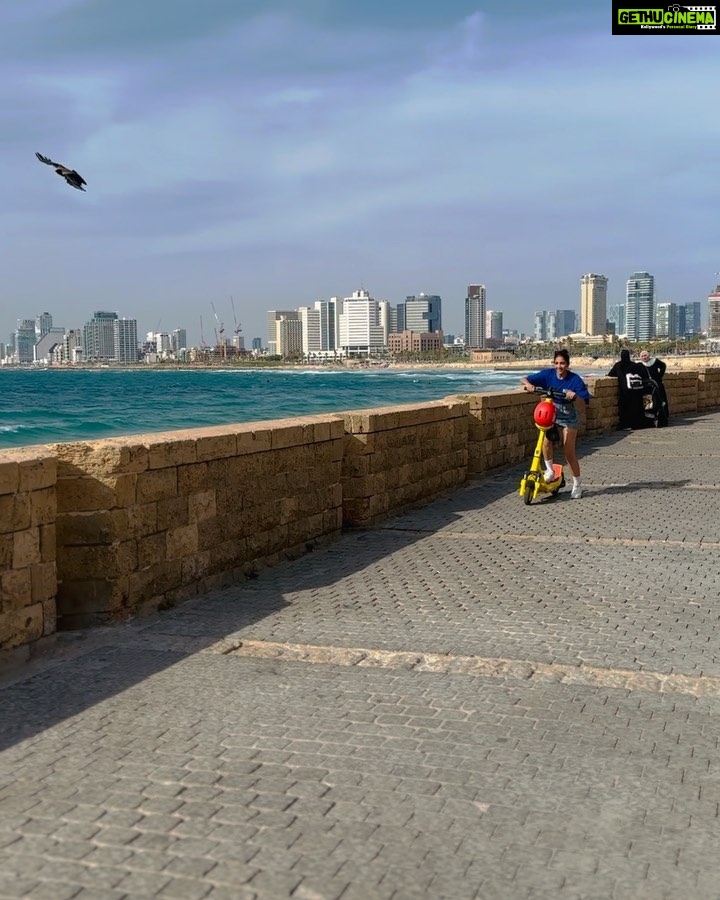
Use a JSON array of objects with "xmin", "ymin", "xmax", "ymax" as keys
[
  {"xmin": 177, "ymin": 462, "xmax": 210, "ymax": 493},
  {"xmin": 137, "ymin": 533, "xmax": 167, "ymax": 569},
  {"xmin": 166, "ymin": 524, "xmax": 199, "ymax": 560},
  {"xmin": 52, "ymin": 440, "xmax": 149, "ymax": 476},
  {"xmin": 188, "ymin": 490, "xmax": 217, "ymax": 524},
  {"xmin": 147, "ymin": 437, "xmax": 198, "ymax": 469},
  {"xmin": 180, "ymin": 549, "xmax": 212, "ymax": 583},
  {"xmin": 58, "ymin": 576, "xmax": 130, "ymax": 623},
  {"xmin": 59, "ymin": 540, "xmax": 138, "ymax": 580},
  {"xmin": 0, "ymin": 461, "xmax": 19, "ymax": 496},
  {"xmin": 209, "ymin": 538, "xmax": 247, "ymax": 571},
  {"xmin": 0, "ymin": 493, "xmax": 31, "ymax": 534},
  {"xmin": 235, "ymin": 428, "xmax": 273, "ymax": 455},
  {"xmin": 197, "ymin": 517, "xmax": 240, "ymax": 551},
  {"xmin": 17, "ymin": 455, "xmax": 56, "ymax": 492},
  {"xmin": 0, "ymin": 603, "xmax": 43, "ymax": 648},
  {"xmin": 246, "ymin": 525, "xmax": 289, "ymax": 559},
  {"xmin": 288, "ymin": 512, "xmax": 325, "ymax": 546},
  {"xmin": 13, "ymin": 528, "xmax": 41, "ymax": 568},
  {"xmin": 1, "ymin": 567, "xmax": 32, "ymax": 610},
  {"xmin": 127, "ymin": 561, "xmax": 181, "ymax": 607},
  {"xmin": 32, "ymin": 561, "xmax": 57, "ymax": 604},
  {"xmin": 157, "ymin": 496, "xmax": 189, "ymax": 531},
  {"xmin": 136, "ymin": 468, "xmax": 177, "ymax": 504},
  {"xmin": 40, "ymin": 524, "xmax": 56, "ymax": 562},
  {"xmin": 196, "ymin": 432, "xmax": 237, "ymax": 461},
  {"xmin": 0, "ymin": 534, "xmax": 12, "ymax": 568},
  {"xmin": 127, "ymin": 503, "xmax": 158, "ymax": 538},
  {"xmin": 57, "ymin": 509, "xmax": 131, "ymax": 545},
  {"xmin": 30, "ymin": 487, "xmax": 56, "ymax": 527},
  {"xmin": 57, "ymin": 474, "xmax": 137, "ymax": 512},
  {"xmin": 42, "ymin": 598, "xmax": 56, "ymax": 635}
]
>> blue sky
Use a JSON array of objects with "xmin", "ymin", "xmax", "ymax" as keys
[{"xmin": 1, "ymin": 0, "xmax": 718, "ymax": 346}]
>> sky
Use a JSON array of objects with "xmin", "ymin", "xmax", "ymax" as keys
[{"xmin": 1, "ymin": 0, "xmax": 719, "ymax": 346}]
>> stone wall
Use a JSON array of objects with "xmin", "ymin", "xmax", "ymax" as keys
[
  {"xmin": 3, "ymin": 370, "xmax": 720, "ymax": 662},
  {"xmin": 51, "ymin": 416, "xmax": 344, "ymax": 631},
  {"xmin": 338, "ymin": 400, "xmax": 468, "ymax": 528},
  {"xmin": 0, "ymin": 449, "xmax": 57, "ymax": 665}
]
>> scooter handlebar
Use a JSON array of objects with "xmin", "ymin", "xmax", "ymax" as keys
[{"xmin": 530, "ymin": 386, "xmax": 568, "ymax": 401}]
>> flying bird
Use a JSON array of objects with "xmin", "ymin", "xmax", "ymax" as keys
[{"xmin": 35, "ymin": 152, "xmax": 87, "ymax": 191}]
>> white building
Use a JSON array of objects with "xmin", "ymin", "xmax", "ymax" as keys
[{"xmin": 338, "ymin": 289, "xmax": 385, "ymax": 357}]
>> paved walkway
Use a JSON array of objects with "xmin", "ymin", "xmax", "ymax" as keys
[{"xmin": 2, "ymin": 411, "xmax": 720, "ymax": 900}]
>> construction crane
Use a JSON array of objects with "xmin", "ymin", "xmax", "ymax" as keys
[
  {"xmin": 199, "ymin": 315, "xmax": 207, "ymax": 349},
  {"xmin": 211, "ymin": 302, "xmax": 226, "ymax": 360},
  {"xmin": 230, "ymin": 295, "xmax": 242, "ymax": 350}
]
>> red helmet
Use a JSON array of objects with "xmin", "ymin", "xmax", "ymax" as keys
[{"xmin": 533, "ymin": 400, "xmax": 557, "ymax": 429}]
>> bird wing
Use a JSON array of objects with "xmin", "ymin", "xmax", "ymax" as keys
[{"xmin": 36, "ymin": 152, "xmax": 61, "ymax": 167}]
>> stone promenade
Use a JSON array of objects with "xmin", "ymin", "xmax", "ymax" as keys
[{"xmin": 2, "ymin": 411, "xmax": 720, "ymax": 900}]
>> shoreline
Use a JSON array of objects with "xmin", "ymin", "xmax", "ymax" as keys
[{"xmin": 2, "ymin": 355, "xmax": 718, "ymax": 375}]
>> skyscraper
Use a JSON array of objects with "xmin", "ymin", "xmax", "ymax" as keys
[
  {"xmin": 114, "ymin": 318, "xmax": 138, "ymax": 363},
  {"xmin": 708, "ymin": 286, "xmax": 720, "ymax": 339},
  {"xmin": 580, "ymin": 274, "xmax": 608, "ymax": 336},
  {"xmin": 465, "ymin": 285, "xmax": 486, "ymax": 349},
  {"xmin": 404, "ymin": 294, "xmax": 442, "ymax": 333},
  {"xmin": 625, "ymin": 272, "xmax": 655, "ymax": 342},
  {"xmin": 485, "ymin": 310, "xmax": 503, "ymax": 342},
  {"xmin": 655, "ymin": 303, "xmax": 678, "ymax": 339},
  {"xmin": 83, "ymin": 311, "xmax": 118, "ymax": 361},
  {"xmin": 337, "ymin": 289, "xmax": 385, "ymax": 356}
]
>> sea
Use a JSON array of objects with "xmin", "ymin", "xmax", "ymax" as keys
[{"xmin": 0, "ymin": 365, "xmax": 601, "ymax": 449}]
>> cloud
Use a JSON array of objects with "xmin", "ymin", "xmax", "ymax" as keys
[{"xmin": 1, "ymin": 2, "xmax": 718, "ymax": 344}]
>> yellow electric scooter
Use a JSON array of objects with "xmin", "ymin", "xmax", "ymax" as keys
[{"xmin": 519, "ymin": 387, "xmax": 566, "ymax": 505}]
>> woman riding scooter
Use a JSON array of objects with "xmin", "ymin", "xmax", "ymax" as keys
[{"xmin": 520, "ymin": 349, "xmax": 590, "ymax": 499}]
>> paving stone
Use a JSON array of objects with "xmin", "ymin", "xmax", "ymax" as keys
[{"xmin": 3, "ymin": 413, "xmax": 720, "ymax": 898}]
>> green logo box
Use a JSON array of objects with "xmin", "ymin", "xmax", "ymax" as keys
[{"xmin": 612, "ymin": 3, "xmax": 719, "ymax": 33}]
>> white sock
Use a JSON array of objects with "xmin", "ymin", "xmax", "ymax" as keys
[
  {"xmin": 572, "ymin": 476, "xmax": 581, "ymax": 487},
  {"xmin": 545, "ymin": 463, "xmax": 555, "ymax": 479}
]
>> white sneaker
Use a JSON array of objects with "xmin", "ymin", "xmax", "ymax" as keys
[
  {"xmin": 544, "ymin": 469, "xmax": 556, "ymax": 483},
  {"xmin": 571, "ymin": 483, "xmax": 582, "ymax": 499}
]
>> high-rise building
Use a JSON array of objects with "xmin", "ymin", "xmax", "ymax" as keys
[
  {"xmin": 114, "ymin": 318, "xmax": 138, "ymax": 363},
  {"xmin": 607, "ymin": 303, "xmax": 626, "ymax": 336},
  {"xmin": 171, "ymin": 329, "xmax": 187, "ymax": 352},
  {"xmin": 276, "ymin": 316, "xmax": 303, "ymax": 357},
  {"xmin": 35, "ymin": 312, "xmax": 53, "ymax": 340},
  {"xmin": 84, "ymin": 311, "xmax": 118, "ymax": 361},
  {"xmin": 299, "ymin": 306, "xmax": 322, "ymax": 355},
  {"xmin": 404, "ymin": 294, "xmax": 442, "ymax": 333},
  {"xmin": 655, "ymin": 302, "xmax": 678, "ymax": 339},
  {"xmin": 315, "ymin": 299, "xmax": 339, "ymax": 351},
  {"xmin": 465, "ymin": 285, "xmax": 486, "ymax": 349},
  {"xmin": 251, "ymin": 337, "xmax": 262, "ymax": 350},
  {"xmin": 580, "ymin": 274, "xmax": 608, "ymax": 336},
  {"xmin": 682, "ymin": 301, "xmax": 702, "ymax": 338},
  {"xmin": 535, "ymin": 310, "xmax": 576, "ymax": 341},
  {"xmin": 267, "ymin": 310, "xmax": 299, "ymax": 354},
  {"xmin": 13, "ymin": 320, "xmax": 36, "ymax": 363},
  {"xmin": 485, "ymin": 310, "xmax": 503, "ymax": 342},
  {"xmin": 337, "ymin": 289, "xmax": 385, "ymax": 356},
  {"xmin": 625, "ymin": 272, "xmax": 655, "ymax": 341},
  {"xmin": 707, "ymin": 286, "xmax": 720, "ymax": 339}
]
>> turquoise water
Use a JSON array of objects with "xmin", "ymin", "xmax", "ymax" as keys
[{"xmin": 0, "ymin": 366, "xmax": 584, "ymax": 448}]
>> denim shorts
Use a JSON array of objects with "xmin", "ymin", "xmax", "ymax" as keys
[{"xmin": 554, "ymin": 403, "xmax": 579, "ymax": 430}]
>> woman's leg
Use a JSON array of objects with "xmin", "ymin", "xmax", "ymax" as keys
[{"xmin": 562, "ymin": 427, "xmax": 580, "ymax": 478}]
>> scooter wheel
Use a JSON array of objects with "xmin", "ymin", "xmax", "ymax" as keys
[{"xmin": 523, "ymin": 481, "xmax": 533, "ymax": 505}]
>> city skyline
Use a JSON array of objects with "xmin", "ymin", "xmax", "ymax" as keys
[{"xmin": 1, "ymin": 1, "xmax": 717, "ymax": 347}]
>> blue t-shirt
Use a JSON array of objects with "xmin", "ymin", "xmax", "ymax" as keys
[{"xmin": 526, "ymin": 368, "xmax": 590, "ymax": 406}]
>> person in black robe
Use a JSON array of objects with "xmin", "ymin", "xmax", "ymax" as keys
[
  {"xmin": 607, "ymin": 349, "xmax": 650, "ymax": 429},
  {"xmin": 639, "ymin": 350, "xmax": 669, "ymax": 426}
]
